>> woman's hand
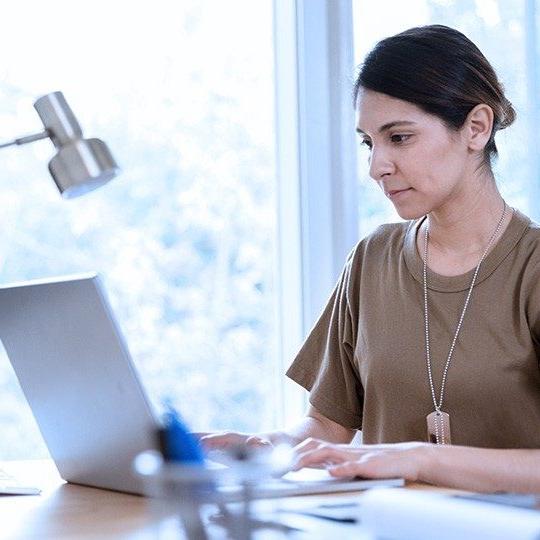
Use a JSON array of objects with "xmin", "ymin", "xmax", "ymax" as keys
[
  {"xmin": 196, "ymin": 431, "xmax": 273, "ymax": 451},
  {"xmin": 193, "ymin": 405, "xmax": 355, "ymax": 456},
  {"xmin": 293, "ymin": 439, "xmax": 540, "ymax": 492},
  {"xmin": 292, "ymin": 438, "xmax": 430, "ymax": 481}
]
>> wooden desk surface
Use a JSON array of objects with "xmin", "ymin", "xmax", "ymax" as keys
[
  {"xmin": 0, "ymin": 460, "xmax": 453, "ymax": 540},
  {"xmin": 1, "ymin": 460, "xmax": 164, "ymax": 539}
]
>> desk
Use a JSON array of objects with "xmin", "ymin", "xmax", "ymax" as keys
[{"xmin": 0, "ymin": 460, "xmax": 450, "ymax": 539}]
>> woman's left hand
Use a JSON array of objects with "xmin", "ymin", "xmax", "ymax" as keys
[{"xmin": 292, "ymin": 438, "xmax": 431, "ymax": 481}]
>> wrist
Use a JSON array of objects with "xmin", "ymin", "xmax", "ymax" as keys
[
  {"xmin": 257, "ymin": 430, "xmax": 295, "ymax": 447},
  {"xmin": 414, "ymin": 442, "xmax": 439, "ymax": 484}
]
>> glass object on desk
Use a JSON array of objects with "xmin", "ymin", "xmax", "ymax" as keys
[{"xmin": 135, "ymin": 447, "xmax": 296, "ymax": 539}]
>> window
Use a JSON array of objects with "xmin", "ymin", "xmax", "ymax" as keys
[
  {"xmin": 0, "ymin": 1, "xmax": 277, "ymax": 458},
  {"xmin": 353, "ymin": 0, "xmax": 539, "ymax": 237}
]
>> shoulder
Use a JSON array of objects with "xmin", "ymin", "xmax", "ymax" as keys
[
  {"xmin": 365, "ymin": 221, "xmax": 410, "ymax": 247},
  {"xmin": 349, "ymin": 221, "xmax": 411, "ymax": 264},
  {"xmin": 518, "ymin": 218, "xmax": 540, "ymax": 251},
  {"xmin": 515, "ymin": 219, "xmax": 540, "ymax": 317},
  {"xmin": 340, "ymin": 221, "xmax": 411, "ymax": 295},
  {"xmin": 512, "ymin": 212, "xmax": 540, "ymax": 265},
  {"xmin": 505, "ymin": 212, "xmax": 540, "ymax": 300}
]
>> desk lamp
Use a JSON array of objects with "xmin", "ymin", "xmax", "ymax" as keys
[{"xmin": 0, "ymin": 91, "xmax": 119, "ymax": 198}]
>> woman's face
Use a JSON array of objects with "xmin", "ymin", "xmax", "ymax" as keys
[{"xmin": 356, "ymin": 89, "xmax": 471, "ymax": 220}]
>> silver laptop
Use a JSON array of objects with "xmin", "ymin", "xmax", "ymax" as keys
[
  {"xmin": 0, "ymin": 274, "xmax": 403, "ymax": 496},
  {"xmin": 0, "ymin": 273, "xmax": 158, "ymax": 494}
]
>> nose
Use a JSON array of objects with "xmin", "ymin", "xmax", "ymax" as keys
[{"xmin": 368, "ymin": 146, "xmax": 395, "ymax": 181}]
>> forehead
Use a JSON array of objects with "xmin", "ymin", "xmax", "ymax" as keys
[{"xmin": 355, "ymin": 89, "xmax": 432, "ymax": 134}]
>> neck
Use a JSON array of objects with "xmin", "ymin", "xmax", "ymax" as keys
[{"xmin": 425, "ymin": 173, "xmax": 507, "ymax": 257}]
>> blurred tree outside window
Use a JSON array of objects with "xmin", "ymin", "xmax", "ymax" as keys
[{"xmin": 0, "ymin": 0, "xmax": 277, "ymax": 459}]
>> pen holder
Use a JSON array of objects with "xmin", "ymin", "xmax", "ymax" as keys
[
  {"xmin": 134, "ymin": 451, "xmax": 226, "ymax": 539},
  {"xmin": 133, "ymin": 450, "xmax": 290, "ymax": 540}
]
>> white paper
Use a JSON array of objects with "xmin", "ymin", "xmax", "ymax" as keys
[{"xmin": 360, "ymin": 489, "xmax": 540, "ymax": 540}]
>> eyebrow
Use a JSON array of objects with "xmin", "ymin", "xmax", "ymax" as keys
[{"xmin": 356, "ymin": 120, "xmax": 417, "ymax": 135}]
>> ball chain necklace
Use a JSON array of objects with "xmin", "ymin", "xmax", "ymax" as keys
[{"xmin": 423, "ymin": 201, "xmax": 508, "ymax": 445}]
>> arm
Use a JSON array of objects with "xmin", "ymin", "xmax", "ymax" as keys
[
  {"xmin": 294, "ymin": 440, "xmax": 540, "ymax": 493},
  {"xmin": 261, "ymin": 405, "xmax": 356, "ymax": 446},
  {"xmin": 419, "ymin": 445, "xmax": 540, "ymax": 493},
  {"xmin": 199, "ymin": 405, "xmax": 355, "ymax": 450}
]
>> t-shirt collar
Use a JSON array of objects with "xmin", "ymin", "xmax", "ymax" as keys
[{"xmin": 403, "ymin": 208, "xmax": 531, "ymax": 293}]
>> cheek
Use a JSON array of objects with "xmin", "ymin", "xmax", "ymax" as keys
[{"xmin": 405, "ymin": 139, "xmax": 463, "ymax": 192}]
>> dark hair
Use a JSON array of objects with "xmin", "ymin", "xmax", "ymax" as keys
[{"xmin": 354, "ymin": 25, "xmax": 515, "ymax": 167}]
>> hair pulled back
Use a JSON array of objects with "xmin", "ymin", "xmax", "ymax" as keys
[{"xmin": 354, "ymin": 25, "xmax": 515, "ymax": 166}]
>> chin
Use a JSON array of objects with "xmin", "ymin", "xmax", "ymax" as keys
[{"xmin": 393, "ymin": 206, "xmax": 425, "ymax": 221}]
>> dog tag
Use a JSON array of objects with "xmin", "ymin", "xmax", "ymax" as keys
[{"xmin": 426, "ymin": 410, "xmax": 451, "ymax": 445}]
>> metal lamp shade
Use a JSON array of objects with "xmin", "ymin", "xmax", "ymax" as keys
[
  {"xmin": 49, "ymin": 138, "xmax": 119, "ymax": 199},
  {"xmin": 34, "ymin": 91, "xmax": 119, "ymax": 198}
]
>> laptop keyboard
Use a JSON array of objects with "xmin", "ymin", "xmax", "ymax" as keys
[{"xmin": 0, "ymin": 468, "xmax": 41, "ymax": 495}]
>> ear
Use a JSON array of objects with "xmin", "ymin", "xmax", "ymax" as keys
[{"xmin": 463, "ymin": 104, "xmax": 494, "ymax": 153}]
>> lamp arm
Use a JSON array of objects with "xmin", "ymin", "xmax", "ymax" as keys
[{"xmin": 0, "ymin": 129, "xmax": 51, "ymax": 150}]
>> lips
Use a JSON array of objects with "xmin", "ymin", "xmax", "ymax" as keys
[{"xmin": 386, "ymin": 188, "xmax": 412, "ymax": 198}]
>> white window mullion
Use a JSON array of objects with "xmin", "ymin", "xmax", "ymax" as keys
[
  {"xmin": 525, "ymin": 0, "xmax": 540, "ymax": 222},
  {"xmin": 273, "ymin": 0, "xmax": 357, "ymax": 426},
  {"xmin": 273, "ymin": 0, "xmax": 306, "ymax": 427}
]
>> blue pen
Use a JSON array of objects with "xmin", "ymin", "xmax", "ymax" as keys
[
  {"xmin": 158, "ymin": 405, "xmax": 214, "ymax": 540},
  {"xmin": 158, "ymin": 404, "xmax": 205, "ymax": 465}
]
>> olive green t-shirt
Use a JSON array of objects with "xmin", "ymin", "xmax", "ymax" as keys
[{"xmin": 286, "ymin": 209, "xmax": 540, "ymax": 448}]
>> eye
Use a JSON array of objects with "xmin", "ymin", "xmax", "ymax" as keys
[
  {"xmin": 390, "ymin": 134, "xmax": 412, "ymax": 144},
  {"xmin": 360, "ymin": 138, "xmax": 372, "ymax": 149},
  {"xmin": 360, "ymin": 134, "xmax": 411, "ymax": 149}
]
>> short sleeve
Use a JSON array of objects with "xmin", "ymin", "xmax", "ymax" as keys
[
  {"xmin": 526, "ymin": 260, "xmax": 540, "ymax": 352},
  {"xmin": 285, "ymin": 248, "xmax": 363, "ymax": 429}
]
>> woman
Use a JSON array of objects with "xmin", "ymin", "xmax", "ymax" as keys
[{"xmin": 202, "ymin": 25, "xmax": 540, "ymax": 493}]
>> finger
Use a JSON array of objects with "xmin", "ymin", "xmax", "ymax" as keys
[
  {"xmin": 199, "ymin": 433, "xmax": 240, "ymax": 450},
  {"xmin": 292, "ymin": 440, "xmax": 331, "ymax": 467},
  {"xmin": 192, "ymin": 432, "xmax": 210, "ymax": 440},
  {"xmin": 293, "ymin": 446, "xmax": 349, "ymax": 470},
  {"xmin": 199, "ymin": 435, "xmax": 225, "ymax": 450},
  {"xmin": 329, "ymin": 453, "xmax": 409, "ymax": 480},
  {"xmin": 328, "ymin": 460, "xmax": 368, "ymax": 478},
  {"xmin": 245, "ymin": 436, "xmax": 273, "ymax": 448},
  {"xmin": 292, "ymin": 437, "xmax": 325, "ymax": 453}
]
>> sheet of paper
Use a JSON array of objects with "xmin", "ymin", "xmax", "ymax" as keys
[{"xmin": 361, "ymin": 490, "xmax": 540, "ymax": 540}]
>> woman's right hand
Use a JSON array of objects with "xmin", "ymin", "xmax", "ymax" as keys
[{"xmin": 196, "ymin": 431, "xmax": 273, "ymax": 451}]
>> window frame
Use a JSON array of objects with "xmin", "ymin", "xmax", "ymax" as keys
[
  {"xmin": 525, "ymin": 0, "xmax": 540, "ymax": 221},
  {"xmin": 272, "ymin": 0, "xmax": 358, "ymax": 424}
]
